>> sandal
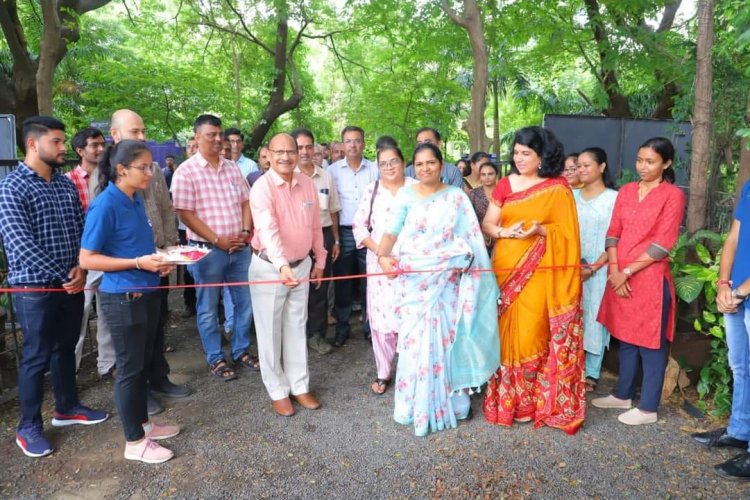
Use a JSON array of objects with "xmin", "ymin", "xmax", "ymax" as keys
[
  {"xmin": 585, "ymin": 377, "xmax": 598, "ymax": 393},
  {"xmin": 371, "ymin": 378, "xmax": 390, "ymax": 395},
  {"xmin": 209, "ymin": 359, "xmax": 237, "ymax": 382},
  {"xmin": 235, "ymin": 352, "xmax": 261, "ymax": 372}
]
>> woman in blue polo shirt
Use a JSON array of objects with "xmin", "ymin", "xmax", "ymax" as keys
[{"xmin": 79, "ymin": 140, "xmax": 179, "ymax": 464}]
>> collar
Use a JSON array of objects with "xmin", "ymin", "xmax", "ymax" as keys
[
  {"xmin": 294, "ymin": 165, "xmax": 320, "ymax": 178},
  {"xmin": 194, "ymin": 151, "xmax": 231, "ymax": 171},
  {"xmin": 267, "ymin": 167, "xmax": 299, "ymax": 188},
  {"xmin": 19, "ymin": 162, "xmax": 63, "ymax": 182},
  {"xmin": 74, "ymin": 165, "xmax": 91, "ymax": 178},
  {"xmin": 107, "ymin": 182, "xmax": 142, "ymax": 208}
]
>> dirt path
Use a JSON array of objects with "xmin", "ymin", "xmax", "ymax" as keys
[{"xmin": 0, "ymin": 302, "xmax": 747, "ymax": 499}]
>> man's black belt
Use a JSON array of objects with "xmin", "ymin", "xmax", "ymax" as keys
[
  {"xmin": 252, "ymin": 248, "xmax": 306, "ymax": 268},
  {"xmin": 12, "ymin": 282, "xmax": 65, "ymax": 289},
  {"xmin": 188, "ymin": 239, "xmax": 214, "ymax": 249},
  {"xmin": 339, "ymin": 225, "xmax": 352, "ymax": 230}
]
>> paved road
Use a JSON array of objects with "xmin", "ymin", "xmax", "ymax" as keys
[{"xmin": 0, "ymin": 301, "xmax": 748, "ymax": 499}]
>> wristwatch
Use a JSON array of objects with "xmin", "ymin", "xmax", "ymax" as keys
[{"xmin": 623, "ymin": 267, "xmax": 632, "ymax": 277}]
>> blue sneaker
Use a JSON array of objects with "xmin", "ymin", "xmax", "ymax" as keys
[
  {"xmin": 16, "ymin": 426, "xmax": 53, "ymax": 458},
  {"xmin": 51, "ymin": 404, "xmax": 109, "ymax": 427}
]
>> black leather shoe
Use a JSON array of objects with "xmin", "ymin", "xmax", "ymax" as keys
[
  {"xmin": 691, "ymin": 428, "xmax": 749, "ymax": 449},
  {"xmin": 150, "ymin": 379, "xmax": 192, "ymax": 399},
  {"xmin": 715, "ymin": 452, "xmax": 750, "ymax": 481},
  {"xmin": 147, "ymin": 392, "xmax": 163, "ymax": 416}
]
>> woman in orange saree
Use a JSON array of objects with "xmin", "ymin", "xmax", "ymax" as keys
[{"xmin": 482, "ymin": 126, "xmax": 586, "ymax": 434}]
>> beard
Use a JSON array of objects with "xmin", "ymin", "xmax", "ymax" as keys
[{"xmin": 39, "ymin": 151, "xmax": 66, "ymax": 170}]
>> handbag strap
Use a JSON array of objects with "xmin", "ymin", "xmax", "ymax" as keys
[{"xmin": 367, "ymin": 180, "xmax": 379, "ymax": 233}]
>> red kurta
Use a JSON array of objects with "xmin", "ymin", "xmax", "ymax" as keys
[{"xmin": 597, "ymin": 182, "xmax": 685, "ymax": 349}]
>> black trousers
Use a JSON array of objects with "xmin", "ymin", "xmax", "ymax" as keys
[
  {"xmin": 100, "ymin": 292, "xmax": 160, "ymax": 441},
  {"xmin": 178, "ymin": 229, "xmax": 196, "ymax": 311},
  {"xmin": 146, "ymin": 275, "xmax": 171, "ymax": 384},
  {"xmin": 307, "ymin": 226, "xmax": 334, "ymax": 338}
]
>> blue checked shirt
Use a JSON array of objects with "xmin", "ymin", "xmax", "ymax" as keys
[
  {"xmin": 0, "ymin": 163, "xmax": 84, "ymax": 285},
  {"xmin": 327, "ymin": 157, "xmax": 379, "ymax": 226}
]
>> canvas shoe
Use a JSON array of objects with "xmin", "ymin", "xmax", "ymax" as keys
[
  {"xmin": 124, "ymin": 438, "xmax": 174, "ymax": 464},
  {"xmin": 591, "ymin": 395, "xmax": 632, "ymax": 409},
  {"xmin": 143, "ymin": 421, "xmax": 181, "ymax": 441},
  {"xmin": 16, "ymin": 426, "xmax": 53, "ymax": 458},
  {"xmin": 51, "ymin": 404, "xmax": 109, "ymax": 427},
  {"xmin": 618, "ymin": 408, "xmax": 658, "ymax": 425}
]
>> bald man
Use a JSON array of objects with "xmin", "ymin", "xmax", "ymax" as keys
[
  {"xmin": 250, "ymin": 133, "xmax": 326, "ymax": 416},
  {"xmin": 106, "ymin": 110, "xmax": 190, "ymax": 415}
]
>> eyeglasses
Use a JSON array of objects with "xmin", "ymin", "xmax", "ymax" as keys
[
  {"xmin": 343, "ymin": 139, "xmax": 363, "ymax": 145},
  {"xmin": 268, "ymin": 149, "xmax": 298, "ymax": 157},
  {"xmin": 378, "ymin": 158, "xmax": 403, "ymax": 169},
  {"xmin": 564, "ymin": 167, "xmax": 578, "ymax": 173},
  {"xmin": 128, "ymin": 164, "xmax": 154, "ymax": 174}
]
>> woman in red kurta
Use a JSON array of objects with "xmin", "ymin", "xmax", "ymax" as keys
[{"xmin": 592, "ymin": 137, "xmax": 685, "ymax": 425}]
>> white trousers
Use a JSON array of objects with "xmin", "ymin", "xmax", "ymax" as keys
[
  {"xmin": 74, "ymin": 270, "xmax": 116, "ymax": 374},
  {"xmin": 249, "ymin": 256, "xmax": 311, "ymax": 401}
]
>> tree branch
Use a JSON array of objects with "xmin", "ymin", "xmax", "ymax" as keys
[
  {"xmin": 223, "ymin": 0, "xmax": 275, "ymax": 56},
  {"xmin": 657, "ymin": 0, "xmax": 682, "ymax": 33},
  {"xmin": 440, "ymin": 0, "xmax": 469, "ymax": 29}
]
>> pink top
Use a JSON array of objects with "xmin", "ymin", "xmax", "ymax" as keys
[
  {"xmin": 170, "ymin": 152, "xmax": 250, "ymax": 242},
  {"xmin": 250, "ymin": 168, "xmax": 327, "ymax": 271},
  {"xmin": 66, "ymin": 165, "xmax": 92, "ymax": 213}
]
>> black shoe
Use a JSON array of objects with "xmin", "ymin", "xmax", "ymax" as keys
[
  {"xmin": 180, "ymin": 308, "xmax": 196, "ymax": 319},
  {"xmin": 691, "ymin": 428, "xmax": 749, "ymax": 449},
  {"xmin": 147, "ymin": 392, "xmax": 163, "ymax": 416},
  {"xmin": 332, "ymin": 339, "xmax": 346, "ymax": 348},
  {"xmin": 715, "ymin": 452, "xmax": 750, "ymax": 481},
  {"xmin": 150, "ymin": 379, "xmax": 192, "ymax": 398}
]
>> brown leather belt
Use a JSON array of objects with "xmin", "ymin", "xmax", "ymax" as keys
[{"xmin": 252, "ymin": 248, "xmax": 306, "ymax": 268}]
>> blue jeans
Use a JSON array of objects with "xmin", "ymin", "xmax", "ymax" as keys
[
  {"xmin": 13, "ymin": 287, "xmax": 83, "ymax": 431},
  {"xmin": 725, "ymin": 302, "xmax": 750, "ymax": 445},
  {"xmin": 188, "ymin": 247, "xmax": 252, "ymax": 365},
  {"xmin": 99, "ymin": 292, "xmax": 160, "ymax": 441},
  {"xmin": 333, "ymin": 227, "xmax": 370, "ymax": 342},
  {"xmin": 223, "ymin": 287, "xmax": 234, "ymax": 332}
]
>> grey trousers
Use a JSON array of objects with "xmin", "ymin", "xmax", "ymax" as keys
[{"xmin": 74, "ymin": 270, "xmax": 117, "ymax": 375}]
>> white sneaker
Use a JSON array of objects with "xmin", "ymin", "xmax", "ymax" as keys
[
  {"xmin": 124, "ymin": 438, "xmax": 174, "ymax": 464},
  {"xmin": 618, "ymin": 408, "xmax": 658, "ymax": 425},
  {"xmin": 591, "ymin": 394, "xmax": 632, "ymax": 409}
]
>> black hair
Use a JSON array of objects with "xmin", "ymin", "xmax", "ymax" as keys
[
  {"xmin": 223, "ymin": 127, "xmax": 243, "ymax": 140},
  {"xmin": 165, "ymin": 154, "xmax": 175, "ymax": 160},
  {"xmin": 508, "ymin": 126, "xmax": 564, "ymax": 178},
  {"xmin": 639, "ymin": 137, "xmax": 676, "ymax": 184},
  {"xmin": 71, "ymin": 127, "xmax": 104, "ymax": 159},
  {"xmin": 375, "ymin": 135, "xmax": 398, "ymax": 150},
  {"xmin": 194, "ymin": 114, "xmax": 222, "ymax": 133},
  {"xmin": 376, "ymin": 145, "xmax": 405, "ymax": 164},
  {"xmin": 415, "ymin": 127, "xmax": 441, "ymax": 143},
  {"xmin": 290, "ymin": 128, "xmax": 315, "ymax": 142},
  {"xmin": 97, "ymin": 140, "xmax": 152, "ymax": 194},
  {"xmin": 341, "ymin": 125, "xmax": 365, "ymax": 141},
  {"xmin": 470, "ymin": 151, "xmax": 491, "ymax": 165},
  {"xmin": 22, "ymin": 116, "xmax": 66, "ymax": 152},
  {"xmin": 412, "ymin": 142, "xmax": 443, "ymax": 166},
  {"xmin": 457, "ymin": 158, "xmax": 470, "ymax": 177},
  {"xmin": 579, "ymin": 147, "xmax": 617, "ymax": 190},
  {"xmin": 565, "ymin": 153, "xmax": 579, "ymax": 162},
  {"xmin": 478, "ymin": 160, "xmax": 499, "ymax": 175}
]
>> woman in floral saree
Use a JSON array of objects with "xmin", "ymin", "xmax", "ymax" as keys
[
  {"xmin": 377, "ymin": 143, "xmax": 500, "ymax": 437},
  {"xmin": 482, "ymin": 126, "xmax": 586, "ymax": 434}
]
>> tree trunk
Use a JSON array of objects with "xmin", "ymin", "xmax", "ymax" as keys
[
  {"xmin": 736, "ymin": 89, "xmax": 750, "ymax": 198},
  {"xmin": 246, "ymin": 4, "xmax": 304, "ymax": 153},
  {"xmin": 491, "ymin": 79, "xmax": 500, "ymax": 159},
  {"xmin": 686, "ymin": 0, "xmax": 714, "ymax": 234},
  {"xmin": 440, "ymin": 0, "xmax": 490, "ymax": 152}
]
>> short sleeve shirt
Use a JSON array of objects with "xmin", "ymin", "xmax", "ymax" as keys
[
  {"xmin": 732, "ymin": 181, "xmax": 750, "ymax": 285},
  {"xmin": 81, "ymin": 183, "xmax": 158, "ymax": 293}
]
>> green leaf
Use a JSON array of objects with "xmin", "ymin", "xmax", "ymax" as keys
[
  {"xmin": 702, "ymin": 310, "xmax": 717, "ymax": 323},
  {"xmin": 693, "ymin": 318, "xmax": 702, "ymax": 332},
  {"xmin": 709, "ymin": 325, "xmax": 724, "ymax": 339},
  {"xmin": 695, "ymin": 243, "xmax": 711, "ymax": 264},
  {"xmin": 674, "ymin": 275, "xmax": 702, "ymax": 303}
]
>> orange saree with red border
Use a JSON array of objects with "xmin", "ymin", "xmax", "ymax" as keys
[{"xmin": 483, "ymin": 177, "xmax": 586, "ymax": 435}]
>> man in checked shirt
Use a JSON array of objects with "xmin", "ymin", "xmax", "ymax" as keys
[{"xmin": 0, "ymin": 116, "xmax": 108, "ymax": 458}]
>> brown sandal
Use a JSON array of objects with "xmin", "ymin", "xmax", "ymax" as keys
[
  {"xmin": 585, "ymin": 377, "xmax": 598, "ymax": 393},
  {"xmin": 209, "ymin": 359, "xmax": 237, "ymax": 382}
]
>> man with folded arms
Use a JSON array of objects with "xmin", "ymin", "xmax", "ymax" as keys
[{"xmin": 250, "ymin": 133, "xmax": 326, "ymax": 416}]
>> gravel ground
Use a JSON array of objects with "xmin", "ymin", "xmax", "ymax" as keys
[{"xmin": 0, "ymin": 296, "xmax": 748, "ymax": 499}]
